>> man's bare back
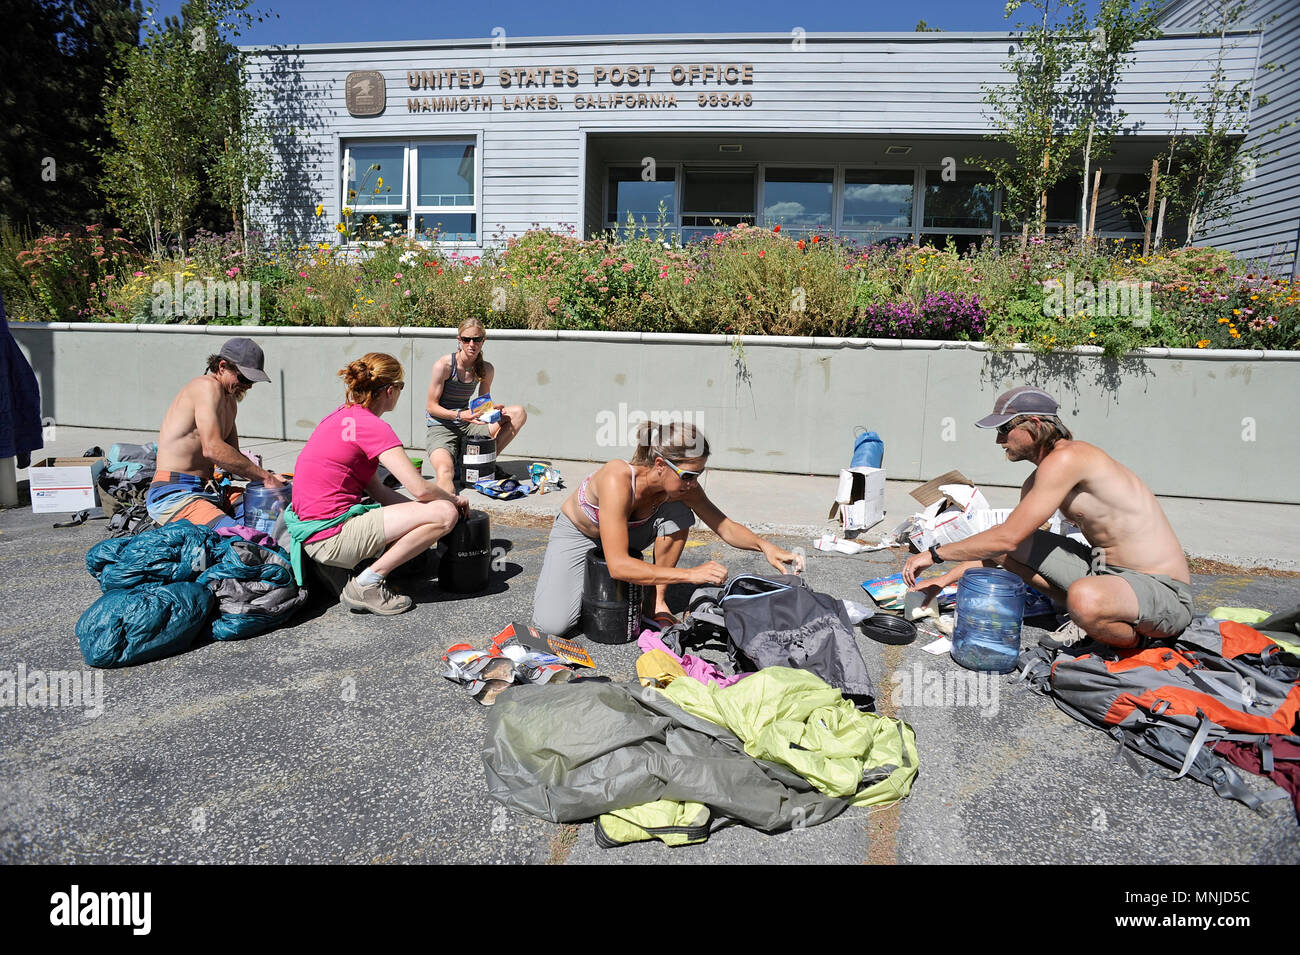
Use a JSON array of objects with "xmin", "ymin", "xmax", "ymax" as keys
[
  {"xmin": 1023, "ymin": 440, "xmax": 1189, "ymax": 583},
  {"xmin": 156, "ymin": 375, "xmax": 238, "ymax": 478}
]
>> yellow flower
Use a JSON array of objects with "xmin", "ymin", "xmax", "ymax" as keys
[
  {"xmin": 1196, "ymin": 339, "xmax": 1210, "ymax": 348},
  {"xmin": 1233, "ymin": 309, "xmax": 1241, "ymax": 315},
  {"xmin": 314, "ymin": 203, "xmax": 324, "ymax": 217},
  {"xmin": 1088, "ymin": 331, "xmax": 1096, "ymax": 338},
  {"xmin": 335, "ymin": 223, "xmax": 347, "ymax": 234},
  {"xmin": 375, "ymin": 177, "xmax": 384, "ymax": 189},
  {"xmin": 1217, "ymin": 317, "xmax": 1229, "ymax": 324},
  {"xmin": 348, "ymin": 189, "xmax": 357, "ymax": 200},
  {"xmin": 341, "ymin": 206, "xmax": 353, "ymax": 217}
]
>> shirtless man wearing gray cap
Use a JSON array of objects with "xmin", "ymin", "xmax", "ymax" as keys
[
  {"xmin": 903, "ymin": 386, "xmax": 1193, "ymax": 648},
  {"xmin": 147, "ymin": 338, "xmax": 285, "ymax": 530}
]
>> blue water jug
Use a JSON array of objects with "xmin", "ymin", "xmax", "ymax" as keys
[
  {"xmin": 851, "ymin": 428, "xmax": 884, "ymax": 469},
  {"xmin": 243, "ymin": 481, "xmax": 292, "ymax": 538},
  {"xmin": 951, "ymin": 568, "xmax": 1026, "ymax": 673}
]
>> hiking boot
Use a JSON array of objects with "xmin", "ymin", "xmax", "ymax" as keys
[{"xmin": 341, "ymin": 576, "xmax": 414, "ymax": 615}]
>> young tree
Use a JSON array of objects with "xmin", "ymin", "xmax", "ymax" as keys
[
  {"xmin": 1070, "ymin": 0, "xmax": 1161, "ymax": 242},
  {"xmin": 971, "ymin": 0, "xmax": 1091, "ymax": 246},
  {"xmin": 1155, "ymin": 0, "xmax": 1286, "ymax": 246},
  {"xmin": 101, "ymin": 21, "xmax": 205, "ymax": 256},
  {"xmin": 99, "ymin": 0, "xmax": 271, "ymax": 255}
]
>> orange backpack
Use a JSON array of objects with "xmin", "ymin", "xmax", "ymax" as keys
[{"xmin": 1020, "ymin": 617, "xmax": 1300, "ymax": 812}]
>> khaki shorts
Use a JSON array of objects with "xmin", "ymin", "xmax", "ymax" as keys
[
  {"xmin": 425, "ymin": 419, "xmax": 494, "ymax": 464},
  {"xmin": 1021, "ymin": 530, "xmax": 1194, "ymax": 641},
  {"xmin": 303, "ymin": 506, "xmax": 388, "ymax": 570}
]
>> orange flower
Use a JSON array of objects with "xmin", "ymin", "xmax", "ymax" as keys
[
  {"xmin": 812, "ymin": 235, "xmax": 821, "ymax": 244},
  {"xmin": 1196, "ymin": 339, "xmax": 1210, "ymax": 348},
  {"xmin": 796, "ymin": 240, "xmax": 805, "ymax": 250},
  {"xmin": 773, "ymin": 225, "xmax": 781, "ymax": 233}
]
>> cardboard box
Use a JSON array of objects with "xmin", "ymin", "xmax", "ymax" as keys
[
  {"xmin": 827, "ymin": 467, "xmax": 886, "ymax": 532},
  {"xmin": 28, "ymin": 457, "xmax": 101, "ymax": 513},
  {"xmin": 905, "ymin": 470, "xmax": 990, "ymax": 550}
]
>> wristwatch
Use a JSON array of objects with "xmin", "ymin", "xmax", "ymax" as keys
[{"xmin": 929, "ymin": 544, "xmax": 945, "ymax": 564}]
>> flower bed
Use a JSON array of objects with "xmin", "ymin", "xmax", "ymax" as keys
[{"xmin": 3, "ymin": 223, "xmax": 1296, "ymax": 355}]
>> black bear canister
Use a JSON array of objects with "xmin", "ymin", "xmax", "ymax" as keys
[
  {"xmin": 460, "ymin": 435, "xmax": 497, "ymax": 485},
  {"xmin": 439, "ymin": 509, "xmax": 492, "ymax": 593},
  {"xmin": 581, "ymin": 548, "xmax": 645, "ymax": 644}
]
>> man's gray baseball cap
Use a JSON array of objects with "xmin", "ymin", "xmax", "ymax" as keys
[
  {"xmin": 975, "ymin": 386, "xmax": 1060, "ymax": 428},
  {"xmin": 219, "ymin": 337, "xmax": 271, "ymax": 383}
]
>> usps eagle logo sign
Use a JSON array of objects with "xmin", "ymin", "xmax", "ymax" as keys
[{"xmin": 346, "ymin": 71, "xmax": 386, "ymax": 117}]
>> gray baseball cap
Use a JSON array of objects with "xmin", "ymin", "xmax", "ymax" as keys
[
  {"xmin": 975, "ymin": 386, "xmax": 1060, "ymax": 428},
  {"xmin": 218, "ymin": 338, "xmax": 271, "ymax": 384}
]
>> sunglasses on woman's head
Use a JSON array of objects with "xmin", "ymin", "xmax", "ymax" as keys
[
  {"xmin": 459, "ymin": 335, "xmax": 485, "ymax": 344},
  {"xmin": 655, "ymin": 452, "xmax": 705, "ymax": 482}
]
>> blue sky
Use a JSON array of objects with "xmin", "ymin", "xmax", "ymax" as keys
[{"xmin": 144, "ymin": 0, "xmax": 1112, "ymax": 46}]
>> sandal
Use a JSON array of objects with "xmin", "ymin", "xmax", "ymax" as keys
[{"xmin": 643, "ymin": 611, "xmax": 680, "ymax": 632}]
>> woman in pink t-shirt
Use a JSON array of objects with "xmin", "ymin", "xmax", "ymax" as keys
[{"xmin": 293, "ymin": 352, "xmax": 469, "ymax": 615}]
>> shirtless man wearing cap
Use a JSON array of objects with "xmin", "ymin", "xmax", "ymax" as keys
[
  {"xmin": 902, "ymin": 386, "xmax": 1193, "ymax": 649},
  {"xmin": 146, "ymin": 338, "xmax": 285, "ymax": 530}
]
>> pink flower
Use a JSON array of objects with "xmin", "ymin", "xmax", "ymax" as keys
[
  {"xmin": 226, "ymin": 267, "xmax": 240, "ymax": 277},
  {"xmin": 298, "ymin": 271, "xmax": 308, "ymax": 278},
  {"xmin": 133, "ymin": 271, "xmax": 145, "ymax": 278},
  {"xmin": 393, "ymin": 272, "xmax": 403, "ymax": 279},
  {"xmin": 403, "ymin": 289, "xmax": 411, "ymax": 297},
  {"xmin": 683, "ymin": 276, "xmax": 691, "ymax": 285},
  {"xmin": 758, "ymin": 250, "xmax": 765, "ymax": 258}
]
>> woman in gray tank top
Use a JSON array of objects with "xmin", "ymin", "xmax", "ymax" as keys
[{"xmin": 425, "ymin": 318, "xmax": 528, "ymax": 494}]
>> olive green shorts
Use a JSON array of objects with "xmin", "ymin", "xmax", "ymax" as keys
[
  {"xmin": 425, "ymin": 419, "xmax": 494, "ymax": 464},
  {"xmin": 1021, "ymin": 530, "xmax": 1194, "ymax": 640}
]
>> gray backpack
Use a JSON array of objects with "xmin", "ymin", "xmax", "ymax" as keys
[{"xmin": 721, "ymin": 574, "xmax": 876, "ymax": 705}]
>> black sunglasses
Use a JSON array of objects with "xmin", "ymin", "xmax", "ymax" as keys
[{"xmin": 459, "ymin": 335, "xmax": 485, "ymax": 344}]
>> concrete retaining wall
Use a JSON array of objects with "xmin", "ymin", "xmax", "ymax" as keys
[{"xmin": 11, "ymin": 323, "xmax": 1300, "ymax": 503}]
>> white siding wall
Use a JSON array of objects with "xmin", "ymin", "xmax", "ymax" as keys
[
  {"xmin": 1158, "ymin": 0, "xmax": 1300, "ymax": 271},
  {"xmin": 246, "ymin": 32, "xmax": 1261, "ymax": 249}
]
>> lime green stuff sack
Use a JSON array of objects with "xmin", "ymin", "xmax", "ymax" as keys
[
  {"xmin": 595, "ymin": 800, "xmax": 712, "ymax": 847},
  {"xmin": 662, "ymin": 667, "xmax": 919, "ymax": 808}
]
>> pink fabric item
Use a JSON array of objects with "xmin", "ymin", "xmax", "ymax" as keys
[
  {"xmin": 637, "ymin": 631, "xmax": 750, "ymax": 689},
  {"xmin": 215, "ymin": 524, "xmax": 277, "ymax": 548},
  {"xmin": 292, "ymin": 404, "xmax": 402, "ymax": 544}
]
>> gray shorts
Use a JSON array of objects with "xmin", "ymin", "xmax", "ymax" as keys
[
  {"xmin": 531, "ymin": 503, "xmax": 696, "ymax": 636},
  {"xmin": 1021, "ymin": 530, "xmax": 1194, "ymax": 640}
]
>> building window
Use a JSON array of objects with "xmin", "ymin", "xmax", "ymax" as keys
[
  {"xmin": 763, "ymin": 167, "xmax": 832, "ymax": 234},
  {"xmin": 842, "ymin": 169, "xmax": 915, "ymax": 242},
  {"xmin": 341, "ymin": 139, "xmax": 477, "ymax": 243},
  {"xmin": 607, "ymin": 166, "xmax": 677, "ymax": 230},
  {"xmin": 681, "ymin": 167, "xmax": 755, "ymax": 240},
  {"xmin": 922, "ymin": 169, "xmax": 996, "ymax": 233}
]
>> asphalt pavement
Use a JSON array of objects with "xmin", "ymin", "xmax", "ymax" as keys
[{"xmin": 2, "ymin": 433, "xmax": 1298, "ymax": 863}]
